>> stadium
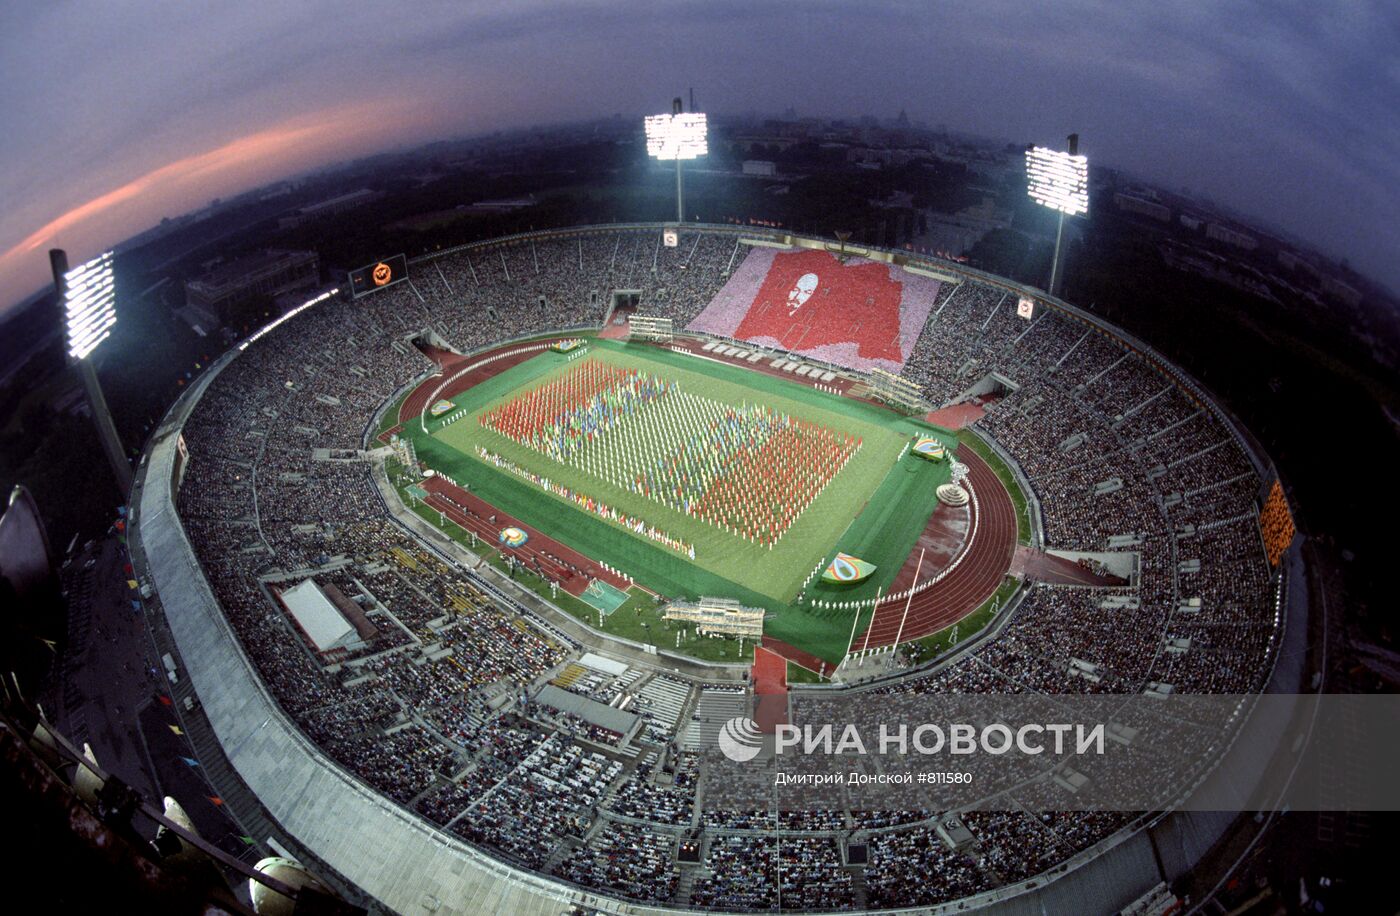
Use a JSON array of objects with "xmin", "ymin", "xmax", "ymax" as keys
[{"xmin": 121, "ymin": 221, "xmax": 1303, "ymax": 914}]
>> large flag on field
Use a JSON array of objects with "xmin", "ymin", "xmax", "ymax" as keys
[{"xmin": 821, "ymin": 552, "xmax": 877, "ymax": 585}]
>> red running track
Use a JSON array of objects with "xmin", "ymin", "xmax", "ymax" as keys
[
  {"xmin": 1012, "ymin": 546, "xmax": 1128, "ymax": 587},
  {"xmin": 417, "ymin": 343, "xmax": 467, "ymax": 368},
  {"xmin": 759, "ymin": 637, "xmax": 832, "ymax": 679},
  {"xmin": 924, "ymin": 402, "xmax": 986, "ymax": 430},
  {"xmin": 752, "ymin": 644, "xmax": 788, "ymax": 694},
  {"xmin": 418, "ymin": 475, "xmax": 632, "ymax": 597},
  {"xmin": 397, "ymin": 340, "xmax": 566, "ymax": 428},
  {"xmin": 852, "ymin": 447, "xmax": 1016, "ymax": 649}
]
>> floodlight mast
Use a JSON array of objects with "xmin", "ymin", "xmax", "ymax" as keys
[
  {"xmin": 1049, "ymin": 210, "xmax": 1066, "ymax": 297},
  {"xmin": 672, "ymin": 97, "xmax": 684, "ymax": 224},
  {"xmin": 51, "ymin": 248, "xmax": 133, "ymax": 497},
  {"xmin": 644, "ymin": 97, "xmax": 708, "ymax": 224},
  {"xmin": 1025, "ymin": 133, "xmax": 1087, "ymax": 298},
  {"xmin": 1047, "ymin": 134, "xmax": 1074, "ymax": 296}
]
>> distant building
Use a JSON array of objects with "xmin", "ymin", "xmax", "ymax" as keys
[
  {"xmin": 258, "ymin": 182, "xmax": 296, "ymax": 203},
  {"xmin": 184, "ymin": 249, "xmax": 320, "ymax": 324},
  {"xmin": 1161, "ymin": 244, "xmax": 1277, "ymax": 301},
  {"xmin": 848, "ymin": 147, "xmax": 893, "ymax": 166},
  {"xmin": 278, "ymin": 188, "xmax": 378, "ymax": 229},
  {"xmin": 734, "ymin": 134, "xmax": 801, "ymax": 152},
  {"xmin": 1113, "ymin": 193, "xmax": 1171, "ymax": 222},
  {"xmin": 1179, "ymin": 213, "xmax": 1204, "ymax": 231},
  {"xmin": 1278, "ymin": 249, "xmax": 1323, "ymax": 282},
  {"xmin": 742, "ymin": 160, "xmax": 777, "ymax": 177},
  {"xmin": 1322, "ymin": 276, "xmax": 1363, "ymax": 308},
  {"xmin": 1205, "ymin": 222, "xmax": 1258, "ymax": 251},
  {"xmin": 469, "ymin": 196, "xmax": 535, "ymax": 213},
  {"xmin": 918, "ymin": 197, "xmax": 1011, "ymax": 258}
]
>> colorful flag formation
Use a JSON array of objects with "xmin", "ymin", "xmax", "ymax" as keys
[
  {"xmin": 481, "ymin": 360, "xmax": 670, "ymax": 463},
  {"xmin": 821, "ymin": 552, "xmax": 877, "ymax": 584},
  {"xmin": 679, "ymin": 404, "xmax": 860, "ymax": 547},
  {"xmin": 482, "ymin": 359, "xmax": 860, "ymax": 548},
  {"xmin": 478, "ymin": 447, "xmax": 695, "ymax": 556},
  {"xmin": 911, "ymin": 435, "xmax": 947, "ymax": 462}
]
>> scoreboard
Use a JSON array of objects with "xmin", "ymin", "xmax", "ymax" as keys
[
  {"xmin": 1258, "ymin": 479, "xmax": 1296, "ymax": 567},
  {"xmin": 348, "ymin": 254, "xmax": 408, "ymax": 297}
]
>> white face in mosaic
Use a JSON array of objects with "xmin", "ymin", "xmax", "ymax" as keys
[{"xmin": 787, "ymin": 272, "xmax": 818, "ymax": 314}]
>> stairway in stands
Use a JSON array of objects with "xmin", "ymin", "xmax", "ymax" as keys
[{"xmin": 681, "ymin": 686, "xmax": 748, "ymax": 752}]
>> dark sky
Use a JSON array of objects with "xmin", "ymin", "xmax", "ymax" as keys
[{"xmin": 2, "ymin": 1, "xmax": 1397, "ymax": 311}]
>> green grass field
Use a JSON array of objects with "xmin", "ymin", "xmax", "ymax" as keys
[
  {"xmin": 907, "ymin": 576, "xmax": 1020, "ymax": 664},
  {"xmin": 400, "ymin": 339, "xmax": 957, "ymax": 663},
  {"xmin": 393, "ymin": 472, "xmax": 748, "ymax": 662}
]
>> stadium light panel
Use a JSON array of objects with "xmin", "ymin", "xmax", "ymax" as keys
[
  {"xmin": 645, "ymin": 112, "xmax": 708, "ymax": 161},
  {"xmin": 63, "ymin": 251, "xmax": 116, "ymax": 360},
  {"xmin": 241, "ymin": 289, "xmax": 337, "ymax": 350},
  {"xmin": 1025, "ymin": 146, "xmax": 1089, "ymax": 216}
]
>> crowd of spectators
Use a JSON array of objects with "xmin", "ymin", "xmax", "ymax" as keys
[{"xmin": 167, "ymin": 226, "xmax": 1281, "ymax": 911}]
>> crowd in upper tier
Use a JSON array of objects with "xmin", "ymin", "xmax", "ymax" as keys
[{"xmin": 169, "ymin": 226, "xmax": 1277, "ymax": 911}]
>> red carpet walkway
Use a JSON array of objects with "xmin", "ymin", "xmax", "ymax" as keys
[
  {"xmin": 752, "ymin": 645, "xmax": 789, "ymax": 734},
  {"xmin": 924, "ymin": 402, "xmax": 986, "ymax": 430},
  {"xmin": 1012, "ymin": 547, "xmax": 1128, "ymax": 587}
]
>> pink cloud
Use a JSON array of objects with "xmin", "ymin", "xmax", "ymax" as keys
[{"xmin": 0, "ymin": 99, "xmax": 433, "ymax": 307}]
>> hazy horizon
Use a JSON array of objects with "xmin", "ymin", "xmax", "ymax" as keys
[{"xmin": 3, "ymin": 1, "xmax": 1395, "ymax": 313}]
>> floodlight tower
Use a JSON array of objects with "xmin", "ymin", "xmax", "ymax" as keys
[
  {"xmin": 1025, "ymin": 133, "xmax": 1088, "ymax": 297},
  {"xmin": 50, "ymin": 248, "xmax": 132, "ymax": 496},
  {"xmin": 645, "ymin": 97, "xmax": 708, "ymax": 223}
]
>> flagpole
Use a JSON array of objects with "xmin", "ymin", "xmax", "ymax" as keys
[
  {"xmin": 843, "ymin": 586, "xmax": 880, "ymax": 664},
  {"xmin": 891, "ymin": 548, "xmax": 926, "ymax": 652}
]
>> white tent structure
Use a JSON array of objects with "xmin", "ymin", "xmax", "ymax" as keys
[{"xmin": 280, "ymin": 579, "xmax": 369, "ymax": 655}]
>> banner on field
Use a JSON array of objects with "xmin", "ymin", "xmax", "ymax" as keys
[
  {"xmin": 821, "ymin": 552, "xmax": 876, "ymax": 584},
  {"xmin": 911, "ymin": 436, "xmax": 947, "ymax": 462}
]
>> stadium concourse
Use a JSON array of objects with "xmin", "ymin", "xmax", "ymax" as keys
[{"xmin": 132, "ymin": 223, "xmax": 1292, "ymax": 914}]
